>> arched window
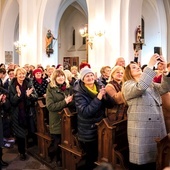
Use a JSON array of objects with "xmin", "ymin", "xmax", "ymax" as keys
[
  {"xmin": 73, "ymin": 29, "xmax": 75, "ymax": 46},
  {"xmin": 141, "ymin": 18, "xmax": 144, "ymax": 40},
  {"xmin": 83, "ymin": 37, "xmax": 86, "ymax": 45}
]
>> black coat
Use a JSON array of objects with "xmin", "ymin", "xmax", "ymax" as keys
[
  {"xmin": 74, "ymin": 80, "xmax": 105, "ymax": 142},
  {"xmin": 8, "ymin": 78, "xmax": 38, "ymax": 138},
  {"xmin": 0, "ymin": 90, "xmax": 11, "ymax": 147}
]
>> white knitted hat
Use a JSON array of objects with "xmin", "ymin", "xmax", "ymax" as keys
[{"xmin": 80, "ymin": 67, "xmax": 94, "ymax": 81}]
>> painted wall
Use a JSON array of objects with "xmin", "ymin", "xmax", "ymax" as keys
[
  {"xmin": 0, "ymin": 0, "xmax": 169, "ymax": 71},
  {"xmin": 58, "ymin": 5, "xmax": 88, "ymax": 66},
  {"xmin": 141, "ymin": 0, "xmax": 167, "ymax": 65}
]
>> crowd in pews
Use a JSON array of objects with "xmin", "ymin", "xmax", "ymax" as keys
[{"xmin": 0, "ymin": 53, "xmax": 170, "ymax": 170}]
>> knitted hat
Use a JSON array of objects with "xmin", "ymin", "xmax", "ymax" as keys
[
  {"xmin": 33, "ymin": 68, "xmax": 42, "ymax": 76},
  {"xmin": 80, "ymin": 67, "xmax": 94, "ymax": 81}
]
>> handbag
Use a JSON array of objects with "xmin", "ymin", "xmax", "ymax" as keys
[
  {"xmin": 105, "ymin": 104, "xmax": 127, "ymax": 122},
  {"xmin": 162, "ymin": 92, "xmax": 170, "ymax": 132}
]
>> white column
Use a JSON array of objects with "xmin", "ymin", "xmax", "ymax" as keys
[
  {"xmin": 105, "ymin": 0, "xmax": 121, "ymax": 66},
  {"xmin": 87, "ymin": 0, "xmax": 106, "ymax": 75},
  {"xmin": 87, "ymin": 0, "xmax": 122, "ymax": 75},
  {"xmin": 18, "ymin": 0, "xmax": 37, "ymax": 67},
  {"xmin": 120, "ymin": 0, "xmax": 143, "ymax": 64}
]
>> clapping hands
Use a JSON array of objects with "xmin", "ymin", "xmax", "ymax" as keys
[
  {"xmin": 0, "ymin": 94, "xmax": 6, "ymax": 103},
  {"xmin": 16, "ymin": 86, "xmax": 34, "ymax": 97},
  {"xmin": 97, "ymin": 87, "xmax": 106, "ymax": 100},
  {"xmin": 26, "ymin": 87, "xmax": 34, "ymax": 97},
  {"xmin": 65, "ymin": 94, "xmax": 73, "ymax": 104}
]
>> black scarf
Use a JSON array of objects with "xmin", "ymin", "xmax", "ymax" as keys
[{"xmin": 16, "ymin": 80, "xmax": 27, "ymax": 128}]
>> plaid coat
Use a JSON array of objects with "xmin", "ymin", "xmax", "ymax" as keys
[{"xmin": 123, "ymin": 67, "xmax": 170, "ymax": 165}]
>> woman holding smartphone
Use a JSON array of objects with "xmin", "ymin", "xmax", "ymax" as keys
[{"xmin": 122, "ymin": 54, "xmax": 170, "ymax": 170}]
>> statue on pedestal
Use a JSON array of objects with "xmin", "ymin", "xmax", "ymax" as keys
[
  {"xmin": 45, "ymin": 30, "xmax": 57, "ymax": 57},
  {"xmin": 136, "ymin": 25, "xmax": 142, "ymax": 43}
]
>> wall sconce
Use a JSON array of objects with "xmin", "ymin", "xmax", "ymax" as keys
[
  {"xmin": 79, "ymin": 24, "xmax": 94, "ymax": 50},
  {"xmin": 79, "ymin": 24, "xmax": 88, "ymax": 37},
  {"xmin": 14, "ymin": 41, "xmax": 26, "ymax": 54},
  {"xmin": 95, "ymin": 30, "xmax": 105, "ymax": 37},
  {"xmin": 87, "ymin": 36, "xmax": 94, "ymax": 50},
  {"xmin": 79, "ymin": 25, "xmax": 105, "ymax": 50},
  {"xmin": 79, "ymin": 24, "xmax": 105, "ymax": 62}
]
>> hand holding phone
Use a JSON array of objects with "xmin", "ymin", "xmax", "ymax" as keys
[{"xmin": 154, "ymin": 47, "xmax": 162, "ymax": 61}]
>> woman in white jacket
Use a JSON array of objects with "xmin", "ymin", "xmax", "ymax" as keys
[{"xmin": 122, "ymin": 54, "xmax": 170, "ymax": 170}]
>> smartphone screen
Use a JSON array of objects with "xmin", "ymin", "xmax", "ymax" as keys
[{"xmin": 154, "ymin": 47, "xmax": 162, "ymax": 55}]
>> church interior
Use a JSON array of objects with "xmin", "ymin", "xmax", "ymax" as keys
[
  {"xmin": 0, "ymin": 0, "xmax": 170, "ymax": 170},
  {"xmin": 0, "ymin": 0, "xmax": 170, "ymax": 71}
]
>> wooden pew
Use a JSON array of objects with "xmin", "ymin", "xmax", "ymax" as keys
[
  {"xmin": 95, "ymin": 117, "xmax": 129, "ymax": 170},
  {"xmin": 59, "ymin": 108, "xmax": 85, "ymax": 170},
  {"xmin": 155, "ymin": 133, "xmax": 170, "ymax": 170},
  {"xmin": 34, "ymin": 98, "xmax": 130, "ymax": 169},
  {"xmin": 35, "ymin": 97, "xmax": 52, "ymax": 159}
]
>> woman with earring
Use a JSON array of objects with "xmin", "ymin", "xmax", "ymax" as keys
[
  {"xmin": 46, "ymin": 69, "xmax": 75, "ymax": 166},
  {"xmin": 8, "ymin": 67, "xmax": 38, "ymax": 161},
  {"xmin": 122, "ymin": 54, "xmax": 170, "ymax": 170}
]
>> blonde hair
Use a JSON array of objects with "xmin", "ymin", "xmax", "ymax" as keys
[
  {"xmin": 14, "ymin": 67, "xmax": 26, "ymax": 77},
  {"xmin": 47, "ymin": 67, "xmax": 55, "ymax": 72},
  {"xmin": 64, "ymin": 69, "xmax": 73, "ymax": 82},
  {"xmin": 71, "ymin": 66, "xmax": 78, "ymax": 71},
  {"xmin": 108, "ymin": 66, "xmax": 124, "ymax": 82},
  {"xmin": 49, "ymin": 69, "xmax": 70, "ymax": 88}
]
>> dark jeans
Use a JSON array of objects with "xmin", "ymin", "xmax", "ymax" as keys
[
  {"xmin": 16, "ymin": 137, "xmax": 25, "ymax": 154},
  {"xmin": 129, "ymin": 162, "xmax": 156, "ymax": 170},
  {"xmin": 79, "ymin": 139, "xmax": 98, "ymax": 170},
  {"xmin": 0, "ymin": 147, "xmax": 2, "ymax": 160},
  {"xmin": 49, "ymin": 134, "xmax": 61, "ymax": 162}
]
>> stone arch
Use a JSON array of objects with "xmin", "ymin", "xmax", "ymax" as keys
[
  {"xmin": 0, "ymin": 0, "xmax": 19, "ymax": 64},
  {"xmin": 141, "ymin": 0, "xmax": 167, "ymax": 64},
  {"xmin": 38, "ymin": 0, "xmax": 87, "ymax": 66},
  {"xmin": 120, "ymin": 0, "xmax": 167, "ymax": 63},
  {"xmin": 126, "ymin": 0, "xmax": 167, "ymax": 65},
  {"xmin": 163, "ymin": 0, "xmax": 170, "ymax": 61}
]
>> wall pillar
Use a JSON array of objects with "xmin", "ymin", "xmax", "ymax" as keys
[{"xmin": 18, "ymin": 0, "xmax": 37, "ymax": 66}]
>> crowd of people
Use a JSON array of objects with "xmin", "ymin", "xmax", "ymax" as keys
[{"xmin": 0, "ymin": 54, "xmax": 170, "ymax": 170}]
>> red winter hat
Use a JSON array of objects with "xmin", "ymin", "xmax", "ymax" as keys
[
  {"xmin": 56, "ymin": 64, "xmax": 62, "ymax": 69},
  {"xmin": 33, "ymin": 68, "xmax": 42, "ymax": 76},
  {"xmin": 79, "ymin": 62, "xmax": 91, "ymax": 70}
]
